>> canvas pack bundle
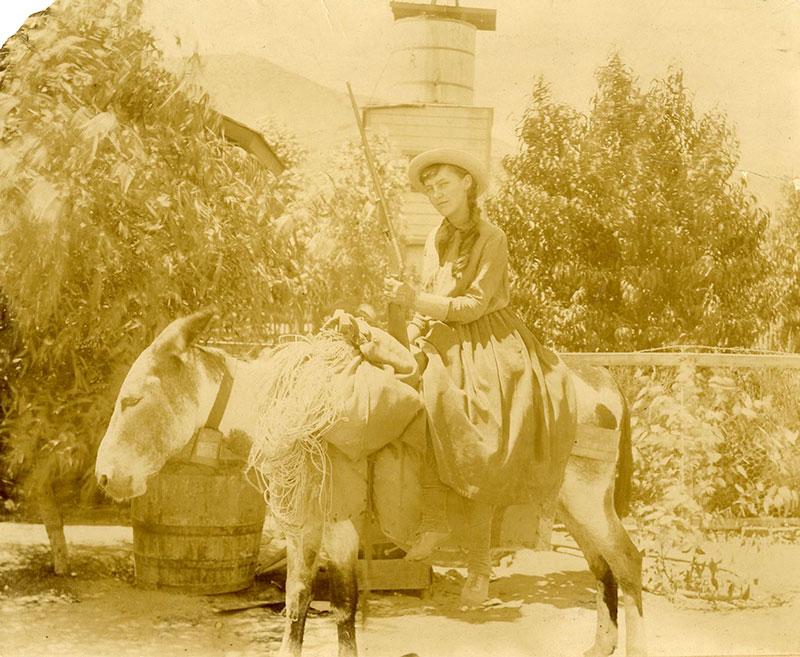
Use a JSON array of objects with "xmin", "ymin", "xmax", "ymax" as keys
[{"xmin": 322, "ymin": 319, "xmax": 424, "ymax": 461}]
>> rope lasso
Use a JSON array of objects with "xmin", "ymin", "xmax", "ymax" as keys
[{"xmin": 245, "ymin": 331, "xmax": 356, "ymax": 532}]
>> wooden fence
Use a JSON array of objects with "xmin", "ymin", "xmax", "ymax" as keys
[
  {"xmin": 206, "ymin": 330, "xmax": 800, "ymax": 371},
  {"xmin": 560, "ymin": 351, "xmax": 800, "ymax": 370}
]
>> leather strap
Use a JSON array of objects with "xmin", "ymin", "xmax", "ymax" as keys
[
  {"xmin": 174, "ymin": 363, "xmax": 236, "ymax": 466},
  {"xmin": 571, "ymin": 424, "xmax": 619, "ymax": 463},
  {"xmin": 205, "ymin": 365, "xmax": 233, "ymax": 430}
]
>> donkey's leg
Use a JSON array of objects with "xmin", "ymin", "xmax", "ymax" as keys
[
  {"xmin": 560, "ymin": 457, "xmax": 646, "ymax": 657},
  {"xmin": 558, "ymin": 498, "xmax": 619, "ymax": 657},
  {"xmin": 280, "ymin": 520, "xmax": 324, "ymax": 657},
  {"xmin": 558, "ymin": 457, "xmax": 622, "ymax": 657},
  {"xmin": 324, "ymin": 519, "xmax": 360, "ymax": 657},
  {"xmin": 597, "ymin": 516, "xmax": 646, "ymax": 657}
]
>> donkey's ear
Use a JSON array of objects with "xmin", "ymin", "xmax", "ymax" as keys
[
  {"xmin": 154, "ymin": 308, "xmax": 216, "ymax": 355},
  {"xmin": 177, "ymin": 307, "xmax": 216, "ymax": 350}
]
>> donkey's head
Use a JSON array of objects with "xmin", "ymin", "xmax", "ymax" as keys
[{"xmin": 95, "ymin": 309, "xmax": 224, "ymax": 500}]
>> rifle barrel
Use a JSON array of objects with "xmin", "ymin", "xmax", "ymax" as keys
[{"xmin": 346, "ymin": 83, "xmax": 405, "ymax": 273}]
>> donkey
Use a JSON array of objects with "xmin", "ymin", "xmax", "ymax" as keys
[{"xmin": 96, "ymin": 310, "xmax": 647, "ymax": 657}]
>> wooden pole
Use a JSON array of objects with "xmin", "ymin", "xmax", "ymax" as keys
[
  {"xmin": 346, "ymin": 82, "xmax": 408, "ymax": 348},
  {"xmin": 346, "ymin": 83, "xmax": 407, "ymax": 630}
]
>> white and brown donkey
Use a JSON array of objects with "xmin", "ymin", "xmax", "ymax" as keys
[{"xmin": 96, "ymin": 310, "xmax": 647, "ymax": 657}]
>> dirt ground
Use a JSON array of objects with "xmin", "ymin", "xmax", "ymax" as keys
[{"xmin": 1, "ymin": 522, "xmax": 799, "ymax": 657}]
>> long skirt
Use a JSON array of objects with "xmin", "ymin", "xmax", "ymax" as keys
[{"xmin": 418, "ymin": 307, "xmax": 576, "ymax": 507}]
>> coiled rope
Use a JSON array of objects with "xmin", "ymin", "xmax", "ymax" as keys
[{"xmin": 245, "ymin": 331, "xmax": 356, "ymax": 532}]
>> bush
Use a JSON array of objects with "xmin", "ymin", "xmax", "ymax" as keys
[
  {"xmin": 0, "ymin": 0, "xmax": 303, "ymax": 504},
  {"xmin": 624, "ymin": 363, "xmax": 800, "ymax": 522},
  {"xmin": 616, "ymin": 363, "xmax": 800, "ymax": 603},
  {"xmin": 289, "ymin": 135, "xmax": 406, "ymax": 325}
]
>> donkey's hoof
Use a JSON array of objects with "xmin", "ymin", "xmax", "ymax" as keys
[
  {"xmin": 284, "ymin": 603, "xmax": 301, "ymax": 622},
  {"xmin": 583, "ymin": 643, "xmax": 616, "ymax": 657},
  {"xmin": 277, "ymin": 645, "xmax": 299, "ymax": 657}
]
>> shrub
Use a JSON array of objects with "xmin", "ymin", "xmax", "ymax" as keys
[
  {"xmin": 616, "ymin": 363, "xmax": 800, "ymax": 603},
  {"xmin": 0, "ymin": 0, "xmax": 303, "ymax": 504},
  {"xmin": 624, "ymin": 363, "xmax": 800, "ymax": 521}
]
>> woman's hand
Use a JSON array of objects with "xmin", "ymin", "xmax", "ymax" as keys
[
  {"xmin": 407, "ymin": 321, "xmax": 422, "ymax": 344},
  {"xmin": 321, "ymin": 309, "xmax": 363, "ymax": 345},
  {"xmin": 383, "ymin": 276, "xmax": 416, "ymax": 309}
]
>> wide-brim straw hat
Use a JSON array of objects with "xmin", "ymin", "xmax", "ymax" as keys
[{"xmin": 408, "ymin": 148, "xmax": 488, "ymax": 197}]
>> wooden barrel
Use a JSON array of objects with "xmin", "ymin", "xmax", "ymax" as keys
[{"xmin": 131, "ymin": 459, "xmax": 266, "ymax": 594}]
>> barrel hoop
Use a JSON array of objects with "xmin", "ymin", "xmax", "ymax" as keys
[
  {"xmin": 134, "ymin": 554, "xmax": 256, "ymax": 569},
  {"xmin": 131, "ymin": 520, "xmax": 264, "ymax": 537},
  {"xmin": 136, "ymin": 581, "xmax": 252, "ymax": 594}
]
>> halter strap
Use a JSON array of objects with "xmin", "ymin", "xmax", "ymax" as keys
[
  {"xmin": 205, "ymin": 364, "xmax": 233, "ymax": 430},
  {"xmin": 176, "ymin": 358, "xmax": 239, "ymax": 466}
]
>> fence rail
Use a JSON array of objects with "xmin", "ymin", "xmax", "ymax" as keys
[
  {"xmin": 204, "ymin": 335, "xmax": 800, "ymax": 370},
  {"xmin": 559, "ymin": 351, "xmax": 800, "ymax": 369}
]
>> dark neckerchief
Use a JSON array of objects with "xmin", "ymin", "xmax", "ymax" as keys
[{"xmin": 434, "ymin": 217, "xmax": 480, "ymax": 277}]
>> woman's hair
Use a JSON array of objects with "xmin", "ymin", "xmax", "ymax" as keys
[{"xmin": 422, "ymin": 163, "xmax": 481, "ymax": 279}]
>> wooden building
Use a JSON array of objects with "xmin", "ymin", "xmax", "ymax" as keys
[{"xmin": 363, "ymin": 1, "xmax": 496, "ymax": 276}]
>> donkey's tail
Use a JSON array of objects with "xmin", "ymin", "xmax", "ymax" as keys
[{"xmin": 613, "ymin": 392, "xmax": 633, "ymax": 518}]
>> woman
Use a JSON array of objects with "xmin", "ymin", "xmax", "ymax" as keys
[{"xmin": 384, "ymin": 148, "xmax": 576, "ymax": 607}]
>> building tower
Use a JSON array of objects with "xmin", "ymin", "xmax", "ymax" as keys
[{"xmin": 363, "ymin": 1, "xmax": 497, "ymax": 276}]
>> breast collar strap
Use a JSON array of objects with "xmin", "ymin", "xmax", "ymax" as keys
[{"xmin": 204, "ymin": 364, "xmax": 234, "ymax": 431}]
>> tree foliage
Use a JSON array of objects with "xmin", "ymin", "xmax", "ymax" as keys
[
  {"xmin": 762, "ymin": 185, "xmax": 800, "ymax": 350},
  {"xmin": 0, "ymin": 0, "xmax": 303, "ymax": 500},
  {"xmin": 289, "ymin": 135, "xmax": 406, "ymax": 325},
  {"xmin": 486, "ymin": 55, "xmax": 771, "ymax": 351}
]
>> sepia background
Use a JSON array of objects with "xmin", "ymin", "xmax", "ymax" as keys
[
  {"xmin": 138, "ymin": 0, "xmax": 799, "ymax": 210},
  {"xmin": 1, "ymin": 1, "xmax": 799, "ymax": 656}
]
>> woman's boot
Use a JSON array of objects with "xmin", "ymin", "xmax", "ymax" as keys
[
  {"xmin": 405, "ymin": 438, "xmax": 451, "ymax": 561},
  {"xmin": 460, "ymin": 499, "xmax": 494, "ymax": 607},
  {"xmin": 404, "ymin": 482, "xmax": 450, "ymax": 560}
]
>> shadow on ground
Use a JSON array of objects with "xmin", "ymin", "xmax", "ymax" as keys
[
  {"xmin": 364, "ymin": 567, "xmax": 596, "ymax": 624},
  {"xmin": 0, "ymin": 542, "xmax": 133, "ymax": 597}
]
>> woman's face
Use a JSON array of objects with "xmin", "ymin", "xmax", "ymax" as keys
[{"xmin": 421, "ymin": 165, "xmax": 472, "ymax": 219}]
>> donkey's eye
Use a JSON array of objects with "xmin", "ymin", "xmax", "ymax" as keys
[{"xmin": 120, "ymin": 396, "xmax": 142, "ymax": 410}]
